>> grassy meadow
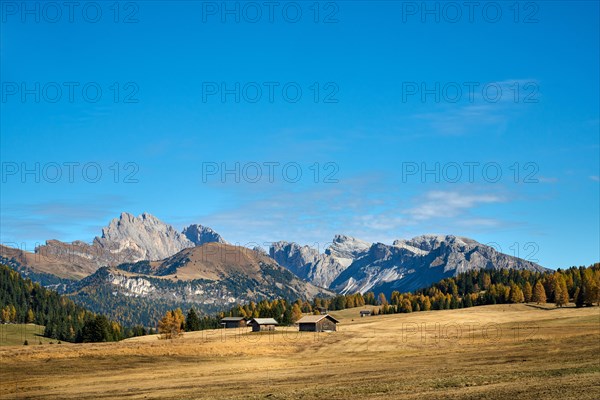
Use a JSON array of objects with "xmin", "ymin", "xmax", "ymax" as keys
[
  {"xmin": 0, "ymin": 304, "xmax": 598, "ymax": 399},
  {"xmin": 0, "ymin": 324, "xmax": 56, "ymax": 347}
]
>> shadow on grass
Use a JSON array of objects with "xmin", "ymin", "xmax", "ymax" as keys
[{"xmin": 522, "ymin": 303, "xmax": 586, "ymax": 311}]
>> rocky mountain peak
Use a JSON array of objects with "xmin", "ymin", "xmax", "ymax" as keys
[
  {"xmin": 270, "ymin": 235, "xmax": 371, "ymax": 288},
  {"xmin": 393, "ymin": 234, "xmax": 476, "ymax": 253},
  {"xmin": 327, "ymin": 234, "xmax": 371, "ymax": 259},
  {"xmin": 369, "ymin": 242, "xmax": 392, "ymax": 260},
  {"xmin": 269, "ymin": 241, "xmax": 320, "ymax": 277},
  {"xmin": 182, "ymin": 224, "xmax": 226, "ymax": 246},
  {"xmin": 96, "ymin": 212, "xmax": 193, "ymax": 261},
  {"xmin": 331, "ymin": 235, "xmax": 547, "ymax": 296}
]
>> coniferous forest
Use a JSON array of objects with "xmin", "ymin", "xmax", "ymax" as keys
[
  {"xmin": 0, "ymin": 264, "xmax": 147, "ymax": 342},
  {"xmin": 159, "ymin": 264, "xmax": 600, "ymax": 335}
]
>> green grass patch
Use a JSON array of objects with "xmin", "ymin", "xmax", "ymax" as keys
[{"xmin": 0, "ymin": 324, "xmax": 56, "ymax": 346}]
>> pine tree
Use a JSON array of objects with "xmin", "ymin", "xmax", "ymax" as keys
[
  {"xmin": 378, "ymin": 293, "xmax": 388, "ymax": 306},
  {"xmin": 400, "ymin": 298, "xmax": 412, "ymax": 313},
  {"xmin": 81, "ymin": 315, "xmax": 112, "ymax": 342},
  {"xmin": 0, "ymin": 306, "xmax": 9, "ymax": 323},
  {"xmin": 509, "ymin": 284, "xmax": 524, "ymax": 303},
  {"xmin": 291, "ymin": 304, "xmax": 303, "ymax": 323},
  {"xmin": 364, "ymin": 292, "xmax": 376, "ymax": 305},
  {"xmin": 554, "ymin": 276, "xmax": 569, "ymax": 307},
  {"xmin": 173, "ymin": 308, "xmax": 186, "ymax": 330},
  {"xmin": 450, "ymin": 296, "xmax": 459, "ymax": 309},
  {"xmin": 185, "ymin": 308, "xmax": 201, "ymax": 331},
  {"xmin": 9, "ymin": 305, "xmax": 17, "ymax": 322},
  {"xmin": 575, "ymin": 286, "xmax": 585, "ymax": 308},
  {"xmin": 422, "ymin": 296, "xmax": 431, "ymax": 311},
  {"xmin": 158, "ymin": 310, "xmax": 183, "ymax": 339},
  {"xmin": 482, "ymin": 273, "xmax": 492, "ymax": 290},
  {"xmin": 533, "ymin": 281, "xmax": 547, "ymax": 304},
  {"xmin": 281, "ymin": 308, "xmax": 293, "ymax": 325},
  {"xmin": 582, "ymin": 269, "xmax": 599, "ymax": 306},
  {"xmin": 523, "ymin": 281, "xmax": 533, "ymax": 303},
  {"xmin": 464, "ymin": 294, "xmax": 473, "ymax": 308}
]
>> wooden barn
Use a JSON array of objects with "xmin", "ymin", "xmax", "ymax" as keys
[
  {"xmin": 248, "ymin": 318, "xmax": 278, "ymax": 332},
  {"xmin": 220, "ymin": 317, "xmax": 247, "ymax": 329},
  {"xmin": 297, "ymin": 314, "xmax": 339, "ymax": 332}
]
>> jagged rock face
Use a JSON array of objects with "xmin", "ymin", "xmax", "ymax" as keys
[
  {"xmin": 306, "ymin": 257, "xmax": 354, "ymax": 289},
  {"xmin": 331, "ymin": 235, "xmax": 547, "ymax": 296},
  {"xmin": 326, "ymin": 234, "xmax": 371, "ymax": 259},
  {"xmin": 269, "ymin": 241, "xmax": 320, "ymax": 280},
  {"xmin": 270, "ymin": 235, "xmax": 371, "ymax": 288},
  {"xmin": 182, "ymin": 224, "xmax": 226, "ymax": 246},
  {"xmin": 31, "ymin": 213, "xmax": 226, "ymax": 278},
  {"xmin": 94, "ymin": 212, "xmax": 194, "ymax": 262}
]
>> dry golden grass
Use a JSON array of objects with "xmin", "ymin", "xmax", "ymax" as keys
[{"xmin": 1, "ymin": 304, "xmax": 599, "ymax": 399}]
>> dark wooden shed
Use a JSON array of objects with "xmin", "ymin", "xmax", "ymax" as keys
[
  {"xmin": 248, "ymin": 318, "xmax": 278, "ymax": 332},
  {"xmin": 220, "ymin": 317, "xmax": 247, "ymax": 329},
  {"xmin": 297, "ymin": 314, "xmax": 339, "ymax": 332},
  {"xmin": 360, "ymin": 310, "xmax": 372, "ymax": 317}
]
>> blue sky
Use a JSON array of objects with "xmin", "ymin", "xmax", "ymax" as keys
[{"xmin": 1, "ymin": 1, "xmax": 598, "ymax": 269}]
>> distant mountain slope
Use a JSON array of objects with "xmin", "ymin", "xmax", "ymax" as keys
[
  {"xmin": 270, "ymin": 234, "xmax": 370, "ymax": 287},
  {"xmin": 3, "ymin": 213, "xmax": 226, "ymax": 280},
  {"xmin": 331, "ymin": 235, "xmax": 547, "ymax": 296},
  {"xmin": 68, "ymin": 243, "xmax": 333, "ymax": 324},
  {"xmin": 0, "ymin": 243, "xmax": 82, "ymax": 285}
]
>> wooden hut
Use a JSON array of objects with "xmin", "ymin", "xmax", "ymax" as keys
[
  {"xmin": 248, "ymin": 318, "xmax": 278, "ymax": 332},
  {"xmin": 360, "ymin": 310, "xmax": 372, "ymax": 317},
  {"xmin": 220, "ymin": 317, "xmax": 247, "ymax": 329},
  {"xmin": 297, "ymin": 314, "xmax": 339, "ymax": 332}
]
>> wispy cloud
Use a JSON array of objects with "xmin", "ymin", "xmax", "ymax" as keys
[
  {"xmin": 411, "ymin": 79, "xmax": 539, "ymax": 136},
  {"xmin": 192, "ymin": 181, "xmax": 510, "ymax": 249},
  {"xmin": 406, "ymin": 191, "xmax": 505, "ymax": 221}
]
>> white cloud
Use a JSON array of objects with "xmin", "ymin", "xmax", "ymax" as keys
[{"xmin": 406, "ymin": 191, "xmax": 504, "ymax": 221}]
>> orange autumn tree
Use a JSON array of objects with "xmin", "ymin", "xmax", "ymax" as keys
[
  {"xmin": 533, "ymin": 281, "xmax": 547, "ymax": 304},
  {"xmin": 158, "ymin": 309, "xmax": 185, "ymax": 339}
]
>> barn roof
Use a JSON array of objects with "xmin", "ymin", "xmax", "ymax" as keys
[
  {"xmin": 249, "ymin": 318, "xmax": 279, "ymax": 325},
  {"xmin": 297, "ymin": 314, "xmax": 340, "ymax": 324},
  {"xmin": 221, "ymin": 317, "xmax": 246, "ymax": 322}
]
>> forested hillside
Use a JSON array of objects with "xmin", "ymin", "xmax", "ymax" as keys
[
  {"xmin": 0, "ymin": 264, "xmax": 138, "ymax": 342},
  {"xmin": 159, "ymin": 264, "xmax": 599, "ymax": 337}
]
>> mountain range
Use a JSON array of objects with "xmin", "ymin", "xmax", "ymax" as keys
[
  {"xmin": 0, "ymin": 212, "xmax": 226, "ymax": 280},
  {"xmin": 67, "ymin": 242, "xmax": 332, "ymax": 325},
  {"xmin": 0, "ymin": 212, "xmax": 547, "ymax": 324}
]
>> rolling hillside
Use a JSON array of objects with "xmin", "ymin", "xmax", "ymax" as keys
[{"xmin": 68, "ymin": 243, "xmax": 334, "ymax": 325}]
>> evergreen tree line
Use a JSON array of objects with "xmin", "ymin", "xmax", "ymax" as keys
[
  {"xmin": 0, "ymin": 264, "xmax": 148, "ymax": 342},
  {"xmin": 162, "ymin": 264, "xmax": 600, "ymax": 334},
  {"xmin": 415, "ymin": 264, "xmax": 600, "ymax": 309}
]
